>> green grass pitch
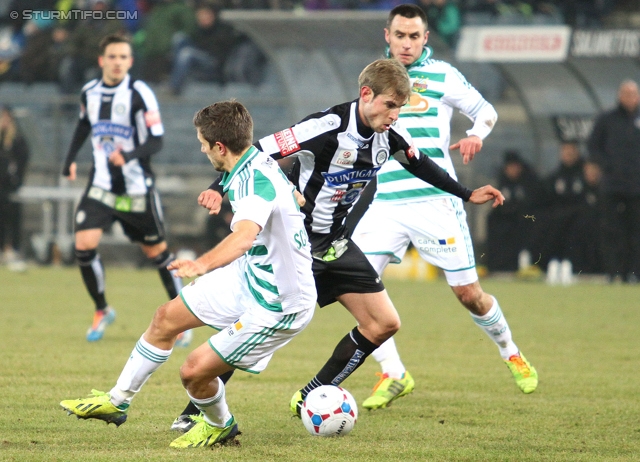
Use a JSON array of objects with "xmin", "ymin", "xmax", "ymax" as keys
[{"xmin": 1, "ymin": 266, "xmax": 639, "ymax": 461}]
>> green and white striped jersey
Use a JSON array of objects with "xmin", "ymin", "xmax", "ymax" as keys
[
  {"xmin": 375, "ymin": 47, "xmax": 497, "ymax": 203},
  {"xmin": 220, "ymin": 146, "xmax": 315, "ymax": 314}
]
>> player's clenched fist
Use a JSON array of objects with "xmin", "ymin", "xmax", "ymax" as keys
[{"xmin": 198, "ymin": 189, "xmax": 222, "ymax": 215}]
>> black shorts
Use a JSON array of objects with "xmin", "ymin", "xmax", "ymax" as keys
[
  {"xmin": 313, "ymin": 238, "xmax": 385, "ymax": 307},
  {"xmin": 74, "ymin": 188, "xmax": 166, "ymax": 245}
]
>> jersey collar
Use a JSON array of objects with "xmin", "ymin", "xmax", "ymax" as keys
[
  {"xmin": 384, "ymin": 46, "xmax": 433, "ymax": 70},
  {"xmin": 220, "ymin": 145, "xmax": 260, "ymax": 192}
]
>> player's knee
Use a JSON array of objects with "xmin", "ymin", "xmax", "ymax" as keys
[
  {"xmin": 179, "ymin": 362, "xmax": 198, "ymax": 388},
  {"xmin": 379, "ymin": 315, "xmax": 400, "ymax": 339},
  {"xmin": 75, "ymin": 247, "xmax": 97, "ymax": 265}
]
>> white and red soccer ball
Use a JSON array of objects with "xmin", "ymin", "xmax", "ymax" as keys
[{"xmin": 301, "ymin": 385, "xmax": 358, "ymax": 437}]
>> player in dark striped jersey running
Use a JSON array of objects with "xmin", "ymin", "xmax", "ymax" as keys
[
  {"xmin": 62, "ymin": 34, "xmax": 190, "ymax": 346},
  {"xmin": 177, "ymin": 58, "xmax": 503, "ymax": 426}
]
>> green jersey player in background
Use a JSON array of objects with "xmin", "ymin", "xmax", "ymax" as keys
[{"xmin": 352, "ymin": 4, "xmax": 538, "ymax": 410}]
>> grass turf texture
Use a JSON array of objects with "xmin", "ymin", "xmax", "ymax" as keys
[{"xmin": 1, "ymin": 266, "xmax": 639, "ymax": 461}]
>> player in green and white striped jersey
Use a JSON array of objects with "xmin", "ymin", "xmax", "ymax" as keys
[
  {"xmin": 352, "ymin": 5, "xmax": 538, "ymax": 409},
  {"xmin": 59, "ymin": 101, "xmax": 315, "ymax": 448}
]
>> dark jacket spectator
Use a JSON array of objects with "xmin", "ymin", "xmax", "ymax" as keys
[
  {"xmin": 587, "ymin": 79, "xmax": 640, "ymax": 282},
  {"xmin": 0, "ymin": 105, "xmax": 29, "ymax": 269},
  {"xmin": 486, "ymin": 150, "xmax": 546, "ymax": 271},
  {"xmin": 168, "ymin": 1, "xmax": 266, "ymax": 95}
]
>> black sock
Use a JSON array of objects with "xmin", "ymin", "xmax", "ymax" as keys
[
  {"xmin": 301, "ymin": 327, "xmax": 378, "ymax": 397},
  {"xmin": 152, "ymin": 250, "xmax": 183, "ymax": 299},
  {"xmin": 180, "ymin": 370, "xmax": 235, "ymax": 416},
  {"xmin": 75, "ymin": 248, "xmax": 108, "ymax": 310}
]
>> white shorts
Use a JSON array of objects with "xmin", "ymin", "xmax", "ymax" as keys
[
  {"xmin": 179, "ymin": 259, "xmax": 314, "ymax": 374},
  {"xmin": 353, "ymin": 197, "xmax": 478, "ymax": 286}
]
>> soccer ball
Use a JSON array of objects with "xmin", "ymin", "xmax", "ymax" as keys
[{"xmin": 301, "ymin": 385, "xmax": 358, "ymax": 437}]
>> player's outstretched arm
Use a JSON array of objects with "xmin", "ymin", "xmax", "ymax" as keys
[
  {"xmin": 469, "ymin": 185, "xmax": 504, "ymax": 208},
  {"xmin": 168, "ymin": 220, "xmax": 260, "ymax": 277}
]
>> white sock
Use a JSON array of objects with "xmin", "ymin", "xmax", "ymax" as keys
[
  {"xmin": 110, "ymin": 335, "xmax": 172, "ymax": 406},
  {"xmin": 470, "ymin": 296, "xmax": 519, "ymax": 360},
  {"xmin": 188, "ymin": 377, "xmax": 233, "ymax": 428},
  {"xmin": 371, "ymin": 337, "xmax": 406, "ymax": 379}
]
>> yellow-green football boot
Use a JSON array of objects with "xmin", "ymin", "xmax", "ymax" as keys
[
  {"xmin": 362, "ymin": 371, "xmax": 415, "ymax": 410},
  {"xmin": 60, "ymin": 389, "xmax": 128, "ymax": 426},
  {"xmin": 170, "ymin": 415, "xmax": 239, "ymax": 448},
  {"xmin": 505, "ymin": 352, "xmax": 538, "ymax": 394},
  {"xmin": 290, "ymin": 389, "xmax": 304, "ymax": 418}
]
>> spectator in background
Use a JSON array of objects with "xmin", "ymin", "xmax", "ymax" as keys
[
  {"xmin": 540, "ymin": 141, "xmax": 588, "ymax": 284},
  {"xmin": 168, "ymin": 1, "xmax": 266, "ymax": 95},
  {"xmin": 417, "ymin": 0, "xmax": 461, "ymax": 47},
  {"xmin": 0, "ymin": 105, "xmax": 29, "ymax": 272},
  {"xmin": 132, "ymin": 0, "xmax": 197, "ymax": 82},
  {"xmin": 576, "ymin": 160, "xmax": 603, "ymax": 274},
  {"xmin": 57, "ymin": 0, "xmax": 127, "ymax": 96},
  {"xmin": 588, "ymin": 79, "xmax": 640, "ymax": 283},
  {"xmin": 0, "ymin": 0, "xmax": 58, "ymax": 82},
  {"xmin": 486, "ymin": 150, "xmax": 546, "ymax": 272}
]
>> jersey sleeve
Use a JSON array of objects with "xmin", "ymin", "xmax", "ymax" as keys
[
  {"xmin": 255, "ymin": 113, "xmax": 341, "ymax": 160},
  {"xmin": 230, "ymin": 171, "xmax": 276, "ymax": 231},
  {"xmin": 389, "ymin": 122, "xmax": 472, "ymax": 201},
  {"xmin": 441, "ymin": 64, "xmax": 497, "ymax": 140},
  {"xmin": 132, "ymin": 80, "xmax": 164, "ymax": 137}
]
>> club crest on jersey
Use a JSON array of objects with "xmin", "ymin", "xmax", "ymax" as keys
[
  {"xmin": 322, "ymin": 167, "xmax": 379, "ymax": 187},
  {"xmin": 375, "ymin": 150, "xmax": 389, "ymax": 165},
  {"xmin": 412, "ymin": 78, "xmax": 429, "ymax": 93},
  {"xmin": 274, "ymin": 128, "xmax": 300, "ymax": 156},
  {"xmin": 114, "ymin": 103, "xmax": 126, "ymax": 115},
  {"xmin": 336, "ymin": 150, "xmax": 356, "ymax": 166}
]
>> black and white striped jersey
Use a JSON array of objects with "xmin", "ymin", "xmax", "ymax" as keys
[
  {"xmin": 255, "ymin": 99, "xmax": 472, "ymax": 252},
  {"xmin": 70, "ymin": 74, "xmax": 164, "ymax": 196}
]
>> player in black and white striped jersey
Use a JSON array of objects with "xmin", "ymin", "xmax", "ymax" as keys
[
  {"xmin": 61, "ymin": 34, "xmax": 189, "ymax": 346},
  {"xmin": 193, "ymin": 59, "xmax": 504, "ymax": 421}
]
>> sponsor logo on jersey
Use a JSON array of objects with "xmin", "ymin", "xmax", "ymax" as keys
[
  {"xmin": 346, "ymin": 133, "xmax": 369, "ymax": 149},
  {"xmin": 274, "ymin": 128, "xmax": 300, "ymax": 156},
  {"xmin": 144, "ymin": 110, "xmax": 161, "ymax": 128},
  {"xmin": 336, "ymin": 149, "xmax": 356, "ymax": 165},
  {"xmin": 403, "ymin": 93, "xmax": 430, "ymax": 114},
  {"xmin": 341, "ymin": 188, "xmax": 362, "ymax": 205},
  {"xmin": 416, "ymin": 237, "xmax": 458, "ymax": 254},
  {"xmin": 93, "ymin": 121, "xmax": 133, "ymax": 138},
  {"xmin": 100, "ymin": 137, "xmax": 116, "ymax": 155},
  {"xmin": 322, "ymin": 167, "xmax": 380, "ymax": 187},
  {"xmin": 375, "ymin": 150, "xmax": 388, "ymax": 165}
]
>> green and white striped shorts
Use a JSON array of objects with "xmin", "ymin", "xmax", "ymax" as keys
[{"xmin": 180, "ymin": 258, "xmax": 314, "ymax": 374}]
